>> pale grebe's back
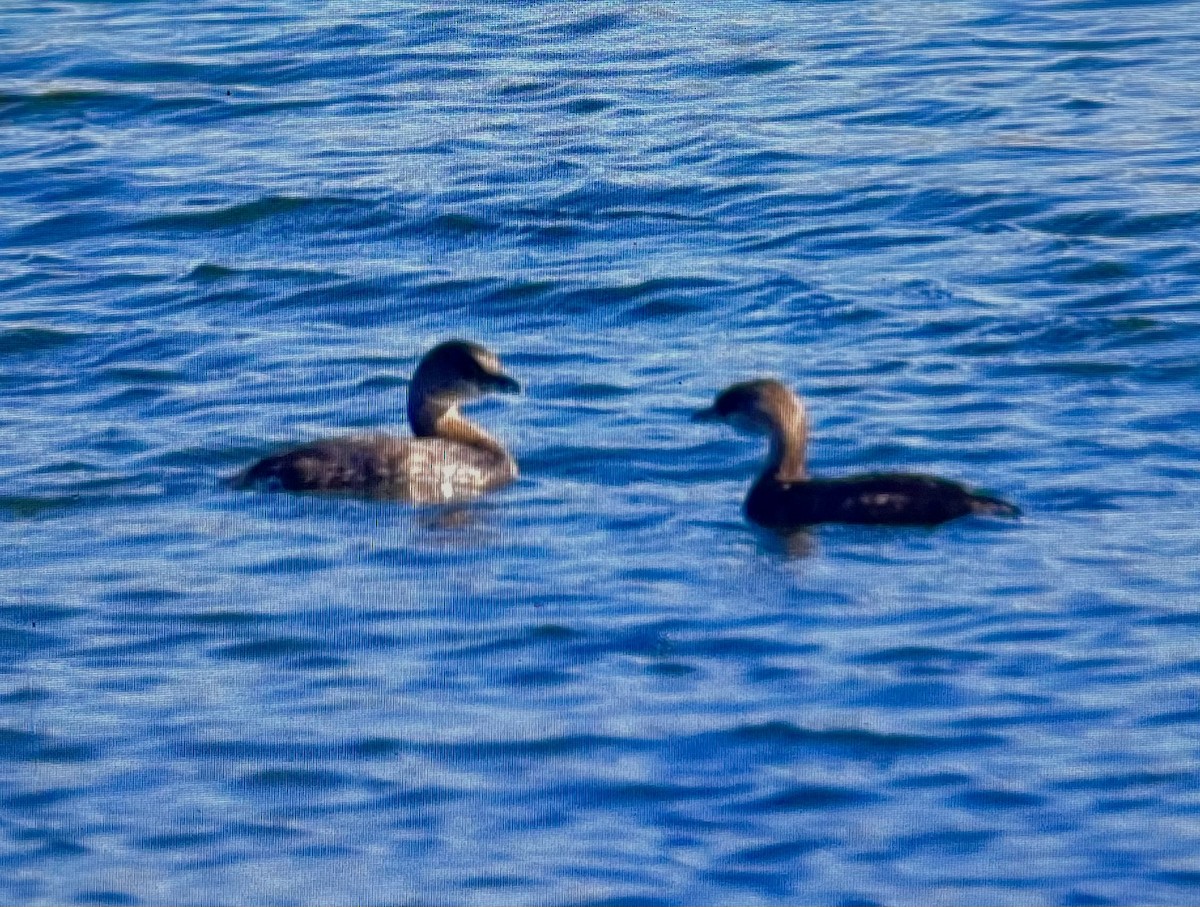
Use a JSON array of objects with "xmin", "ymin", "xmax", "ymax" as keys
[{"xmin": 235, "ymin": 339, "xmax": 520, "ymax": 502}]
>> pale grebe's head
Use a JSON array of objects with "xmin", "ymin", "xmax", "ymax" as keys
[{"xmin": 409, "ymin": 340, "xmax": 520, "ymax": 408}]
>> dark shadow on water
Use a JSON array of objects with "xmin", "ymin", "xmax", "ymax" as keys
[
  {"xmin": 754, "ymin": 513, "xmax": 1021, "ymax": 562},
  {"xmin": 779, "ymin": 529, "xmax": 818, "ymax": 560},
  {"xmin": 417, "ymin": 503, "xmax": 489, "ymax": 532},
  {"xmin": 227, "ymin": 473, "xmax": 509, "ymax": 550},
  {"xmin": 753, "ymin": 525, "xmax": 819, "ymax": 560}
]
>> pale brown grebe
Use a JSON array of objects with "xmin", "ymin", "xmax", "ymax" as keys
[
  {"xmin": 235, "ymin": 340, "xmax": 520, "ymax": 502},
  {"xmin": 694, "ymin": 379, "xmax": 1019, "ymax": 527}
]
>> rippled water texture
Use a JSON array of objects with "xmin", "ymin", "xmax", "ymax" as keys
[{"xmin": 3, "ymin": 1, "xmax": 1200, "ymax": 904}]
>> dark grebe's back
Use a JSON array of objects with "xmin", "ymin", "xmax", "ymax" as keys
[{"xmin": 694, "ymin": 379, "xmax": 1018, "ymax": 528}]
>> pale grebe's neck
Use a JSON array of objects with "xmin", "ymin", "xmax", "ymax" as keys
[
  {"xmin": 438, "ymin": 408, "xmax": 509, "ymax": 460},
  {"xmin": 410, "ymin": 397, "xmax": 509, "ymax": 461}
]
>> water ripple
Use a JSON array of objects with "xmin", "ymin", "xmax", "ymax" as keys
[{"xmin": 2, "ymin": 0, "xmax": 1199, "ymax": 903}]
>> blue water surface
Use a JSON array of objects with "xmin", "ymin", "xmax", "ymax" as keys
[{"xmin": 3, "ymin": 1, "xmax": 1200, "ymax": 904}]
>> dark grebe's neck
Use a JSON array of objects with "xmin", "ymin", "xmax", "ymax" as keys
[{"xmin": 762, "ymin": 393, "xmax": 808, "ymax": 484}]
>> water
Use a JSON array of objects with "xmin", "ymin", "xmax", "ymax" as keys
[{"xmin": 3, "ymin": 0, "xmax": 1200, "ymax": 903}]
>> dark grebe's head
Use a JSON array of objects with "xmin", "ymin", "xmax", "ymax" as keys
[
  {"xmin": 410, "ymin": 340, "xmax": 520, "ymax": 405},
  {"xmin": 693, "ymin": 379, "xmax": 803, "ymax": 435}
]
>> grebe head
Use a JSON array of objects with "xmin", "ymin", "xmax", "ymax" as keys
[
  {"xmin": 693, "ymin": 379, "xmax": 802, "ymax": 435},
  {"xmin": 410, "ymin": 339, "xmax": 520, "ymax": 405},
  {"xmin": 406, "ymin": 340, "xmax": 520, "ymax": 438}
]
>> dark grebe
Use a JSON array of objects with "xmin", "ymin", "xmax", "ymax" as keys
[
  {"xmin": 235, "ymin": 340, "xmax": 520, "ymax": 501},
  {"xmin": 694, "ymin": 379, "xmax": 1019, "ymax": 527}
]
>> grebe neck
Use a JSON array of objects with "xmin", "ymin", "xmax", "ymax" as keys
[
  {"xmin": 410, "ymin": 399, "xmax": 507, "ymax": 459},
  {"xmin": 764, "ymin": 405, "xmax": 808, "ymax": 483}
]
